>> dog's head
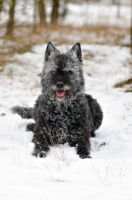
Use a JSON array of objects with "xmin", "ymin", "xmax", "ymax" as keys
[{"xmin": 41, "ymin": 42, "xmax": 84, "ymax": 101}]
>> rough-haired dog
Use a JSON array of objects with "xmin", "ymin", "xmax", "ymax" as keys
[{"xmin": 12, "ymin": 42, "xmax": 103, "ymax": 159}]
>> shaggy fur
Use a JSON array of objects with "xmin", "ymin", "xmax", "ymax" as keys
[{"xmin": 12, "ymin": 42, "xmax": 103, "ymax": 159}]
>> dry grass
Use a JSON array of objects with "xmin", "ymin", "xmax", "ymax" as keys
[
  {"xmin": 114, "ymin": 78, "xmax": 132, "ymax": 92},
  {"xmin": 125, "ymin": 88, "xmax": 132, "ymax": 92},
  {"xmin": 114, "ymin": 78, "xmax": 132, "ymax": 88},
  {"xmin": 0, "ymin": 23, "xmax": 130, "ymax": 66}
]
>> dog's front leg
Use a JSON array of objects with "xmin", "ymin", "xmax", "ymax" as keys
[
  {"xmin": 32, "ymin": 125, "xmax": 50, "ymax": 158},
  {"xmin": 77, "ymin": 139, "xmax": 91, "ymax": 159}
]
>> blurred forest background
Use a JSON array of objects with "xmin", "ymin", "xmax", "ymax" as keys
[{"xmin": 0, "ymin": 0, "xmax": 132, "ymax": 66}]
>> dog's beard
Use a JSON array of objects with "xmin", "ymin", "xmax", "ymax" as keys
[
  {"xmin": 44, "ymin": 84, "xmax": 81, "ymax": 103},
  {"xmin": 51, "ymin": 85, "xmax": 71, "ymax": 100}
]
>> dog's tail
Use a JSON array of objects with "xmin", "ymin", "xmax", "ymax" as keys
[
  {"xmin": 86, "ymin": 94, "xmax": 103, "ymax": 131},
  {"xmin": 11, "ymin": 106, "xmax": 34, "ymax": 119}
]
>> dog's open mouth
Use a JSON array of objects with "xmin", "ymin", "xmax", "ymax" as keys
[{"xmin": 56, "ymin": 90, "xmax": 65, "ymax": 98}]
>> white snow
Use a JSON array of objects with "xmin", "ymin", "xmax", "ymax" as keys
[
  {"xmin": 0, "ymin": 43, "xmax": 132, "ymax": 200},
  {"xmin": 0, "ymin": 0, "xmax": 132, "ymax": 198},
  {"xmin": 64, "ymin": 3, "xmax": 131, "ymax": 27}
]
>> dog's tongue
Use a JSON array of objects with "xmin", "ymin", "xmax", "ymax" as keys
[{"xmin": 56, "ymin": 91, "xmax": 65, "ymax": 98}]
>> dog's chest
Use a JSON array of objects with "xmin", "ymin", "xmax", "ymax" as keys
[
  {"xmin": 46, "ymin": 103, "xmax": 81, "ymax": 125},
  {"xmin": 43, "ymin": 101, "xmax": 85, "ymax": 142}
]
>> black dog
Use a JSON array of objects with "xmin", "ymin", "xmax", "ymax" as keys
[{"xmin": 12, "ymin": 42, "xmax": 103, "ymax": 159}]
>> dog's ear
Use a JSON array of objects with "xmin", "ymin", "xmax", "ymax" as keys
[
  {"xmin": 67, "ymin": 43, "xmax": 82, "ymax": 62},
  {"xmin": 45, "ymin": 42, "xmax": 60, "ymax": 61}
]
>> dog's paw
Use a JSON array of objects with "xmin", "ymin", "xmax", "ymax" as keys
[
  {"xmin": 79, "ymin": 154, "xmax": 91, "ymax": 159},
  {"xmin": 26, "ymin": 123, "xmax": 35, "ymax": 132},
  {"xmin": 91, "ymin": 131, "xmax": 96, "ymax": 137},
  {"xmin": 39, "ymin": 151, "xmax": 47, "ymax": 158},
  {"xmin": 32, "ymin": 149, "xmax": 48, "ymax": 158}
]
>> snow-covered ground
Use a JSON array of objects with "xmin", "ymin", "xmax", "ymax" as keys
[{"xmin": 0, "ymin": 44, "xmax": 132, "ymax": 200}]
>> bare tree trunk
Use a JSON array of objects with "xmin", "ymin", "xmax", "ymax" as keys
[
  {"xmin": 51, "ymin": 0, "xmax": 59, "ymax": 24},
  {"xmin": 33, "ymin": 0, "xmax": 37, "ymax": 31},
  {"xmin": 6, "ymin": 0, "xmax": 16, "ymax": 35},
  {"xmin": 130, "ymin": 0, "xmax": 132, "ymax": 54},
  {"xmin": 0, "ymin": 0, "xmax": 4, "ymax": 21},
  {"xmin": 60, "ymin": 0, "xmax": 68, "ymax": 19},
  {"xmin": 37, "ymin": 0, "xmax": 46, "ymax": 25},
  {"xmin": 0, "ymin": 0, "xmax": 4, "ymax": 13},
  {"xmin": 112, "ymin": 0, "xmax": 116, "ymax": 4},
  {"xmin": 117, "ymin": 0, "xmax": 121, "ymax": 18}
]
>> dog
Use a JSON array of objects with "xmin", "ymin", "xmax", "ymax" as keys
[{"xmin": 12, "ymin": 42, "xmax": 103, "ymax": 159}]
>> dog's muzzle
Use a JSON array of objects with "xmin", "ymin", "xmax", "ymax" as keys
[
  {"xmin": 56, "ymin": 81, "xmax": 65, "ymax": 98},
  {"xmin": 56, "ymin": 82, "xmax": 64, "ymax": 89}
]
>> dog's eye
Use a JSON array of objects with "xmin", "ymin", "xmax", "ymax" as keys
[{"xmin": 67, "ymin": 70, "xmax": 73, "ymax": 75}]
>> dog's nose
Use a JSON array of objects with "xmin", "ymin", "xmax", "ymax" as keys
[{"xmin": 56, "ymin": 81, "xmax": 64, "ymax": 89}]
